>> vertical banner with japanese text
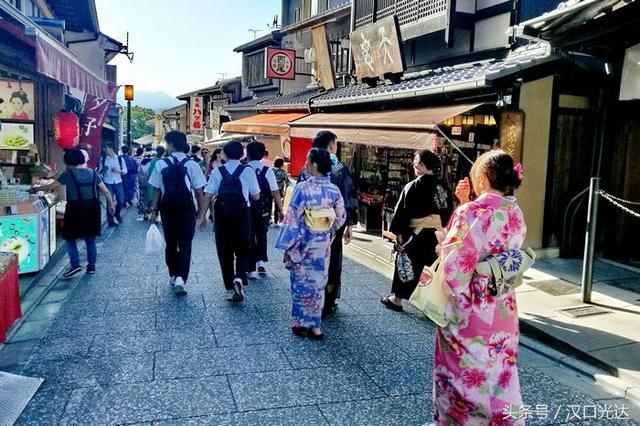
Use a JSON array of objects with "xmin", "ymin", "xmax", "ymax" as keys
[
  {"xmin": 80, "ymin": 84, "xmax": 118, "ymax": 169},
  {"xmin": 499, "ymin": 110, "xmax": 526, "ymax": 164},
  {"xmin": 190, "ymin": 96, "xmax": 204, "ymax": 133}
]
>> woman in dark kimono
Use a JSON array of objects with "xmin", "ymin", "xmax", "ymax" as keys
[
  {"xmin": 58, "ymin": 149, "xmax": 115, "ymax": 279},
  {"xmin": 380, "ymin": 149, "xmax": 452, "ymax": 311}
]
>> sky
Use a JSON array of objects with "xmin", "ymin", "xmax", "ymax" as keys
[{"xmin": 95, "ymin": 0, "xmax": 281, "ymax": 97}]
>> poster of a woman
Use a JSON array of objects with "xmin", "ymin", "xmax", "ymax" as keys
[{"xmin": 0, "ymin": 80, "xmax": 35, "ymax": 121}]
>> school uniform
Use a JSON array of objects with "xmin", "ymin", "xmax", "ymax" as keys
[{"xmin": 247, "ymin": 160, "xmax": 279, "ymax": 273}]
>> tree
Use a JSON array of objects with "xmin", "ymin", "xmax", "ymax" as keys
[{"xmin": 124, "ymin": 105, "xmax": 155, "ymax": 141}]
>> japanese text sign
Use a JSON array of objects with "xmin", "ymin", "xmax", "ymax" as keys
[
  {"xmin": 350, "ymin": 16, "xmax": 405, "ymax": 80},
  {"xmin": 80, "ymin": 84, "xmax": 117, "ymax": 168},
  {"xmin": 311, "ymin": 25, "xmax": 335, "ymax": 90},
  {"xmin": 265, "ymin": 47, "xmax": 296, "ymax": 80},
  {"xmin": 499, "ymin": 110, "xmax": 525, "ymax": 164},
  {"xmin": 190, "ymin": 96, "xmax": 204, "ymax": 132}
]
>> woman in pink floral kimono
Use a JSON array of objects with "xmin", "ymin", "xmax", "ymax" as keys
[{"xmin": 432, "ymin": 149, "xmax": 526, "ymax": 426}]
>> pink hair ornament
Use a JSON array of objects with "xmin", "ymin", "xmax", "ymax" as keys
[{"xmin": 514, "ymin": 163, "xmax": 524, "ymax": 180}]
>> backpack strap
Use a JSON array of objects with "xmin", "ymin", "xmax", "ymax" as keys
[
  {"xmin": 118, "ymin": 155, "xmax": 124, "ymax": 170},
  {"xmin": 219, "ymin": 165, "xmax": 230, "ymax": 178},
  {"xmin": 260, "ymin": 166, "xmax": 269, "ymax": 177},
  {"xmin": 179, "ymin": 158, "xmax": 193, "ymax": 187},
  {"xmin": 231, "ymin": 165, "xmax": 245, "ymax": 179}
]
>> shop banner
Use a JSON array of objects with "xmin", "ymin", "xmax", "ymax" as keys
[
  {"xmin": 499, "ymin": 110, "xmax": 525, "ymax": 164},
  {"xmin": 350, "ymin": 16, "xmax": 405, "ymax": 80},
  {"xmin": 190, "ymin": 96, "xmax": 204, "ymax": 133},
  {"xmin": 265, "ymin": 47, "xmax": 296, "ymax": 80},
  {"xmin": 80, "ymin": 84, "xmax": 118, "ymax": 168}
]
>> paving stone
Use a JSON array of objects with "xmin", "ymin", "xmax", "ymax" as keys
[
  {"xmin": 386, "ymin": 332, "xmax": 436, "ymax": 360},
  {"xmin": 152, "ymin": 406, "xmax": 329, "ymax": 425},
  {"xmin": 0, "ymin": 340, "xmax": 39, "ymax": 367},
  {"xmin": 47, "ymin": 312, "xmax": 155, "ymax": 337},
  {"xmin": 319, "ymin": 394, "xmax": 433, "ymax": 426},
  {"xmin": 60, "ymin": 376, "xmax": 235, "ymax": 424},
  {"xmin": 10, "ymin": 320, "xmax": 53, "ymax": 342},
  {"xmin": 228, "ymin": 365, "xmax": 385, "ymax": 411},
  {"xmin": 213, "ymin": 321, "xmax": 288, "ymax": 347},
  {"xmin": 88, "ymin": 328, "xmax": 216, "ymax": 355},
  {"xmin": 27, "ymin": 302, "xmax": 64, "ymax": 322},
  {"xmin": 22, "ymin": 353, "xmax": 153, "ymax": 390},
  {"xmin": 360, "ymin": 359, "xmax": 433, "ymax": 397},
  {"xmin": 155, "ymin": 345, "xmax": 290, "ymax": 380},
  {"xmin": 104, "ymin": 297, "xmax": 159, "ymax": 315},
  {"xmin": 15, "ymin": 388, "xmax": 71, "ymax": 426},
  {"xmin": 30, "ymin": 335, "xmax": 94, "ymax": 362}
]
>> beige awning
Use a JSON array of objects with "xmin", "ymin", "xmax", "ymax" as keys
[
  {"xmin": 290, "ymin": 103, "xmax": 482, "ymax": 150},
  {"xmin": 221, "ymin": 112, "xmax": 309, "ymax": 136}
]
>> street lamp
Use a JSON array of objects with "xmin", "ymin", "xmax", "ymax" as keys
[{"xmin": 124, "ymin": 85, "xmax": 134, "ymax": 148}]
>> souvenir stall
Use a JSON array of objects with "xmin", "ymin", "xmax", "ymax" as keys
[{"xmin": 0, "ymin": 78, "xmax": 62, "ymax": 275}]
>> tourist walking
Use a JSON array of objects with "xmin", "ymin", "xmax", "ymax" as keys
[
  {"xmin": 121, "ymin": 146, "xmax": 139, "ymax": 207},
  {"xmin": 273, "ymin": 157, "xmax": 289, "ymax": 225},
  {"xmin": 277, "ymin": 148, "xmax": 346, "ymax": 340},
  {"xmin": 98, "ymin": 143, "xmax": 127, "ymax": 227},
  {"xmin": 198, "ymin": 141, "xmax": 260, "ymax": 302},
  {"xmin": 381, "ymin": 149, "xmax": 452, "ymax": 312},
  {"xmin": 246, "ymin": 141, "xmax": 284, "ymax": 280},
  {"xmin": 432, "ymin": 149, "xmax": 525, "ymax": 425},
  {"xmin": 298, "ymin": 131, "xmax": 358, "ymax": 317},
  {"xmin": 59, "ymin": 149, "xmax": 115, "ymax": 278},
  {"xmin": 149, "ymin": 131, "xmax": 207, "ymax": 296},
  {"xmin": 137, "ymin": 150, "xmax": 154, "ymax": 220},
  {"xmin": 207, "ymin": 148, "xmax": 225, "ymax": 179}
]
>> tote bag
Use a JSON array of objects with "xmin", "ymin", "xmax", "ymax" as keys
[{"xmin": 409, "ymin": 258, "xmax": 449, "ymax": 327}]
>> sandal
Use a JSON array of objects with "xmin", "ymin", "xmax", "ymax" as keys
[
  {"xmin": 308, "ymin": 329, "xmax": 325, "ymax": 341},
  {"xmin": 381, "ymin": 296, "xmax": 403, "ymax": 312},
  {"xmin": 291, "ymin": 325, "xmax": 308, "ymax": 337}
]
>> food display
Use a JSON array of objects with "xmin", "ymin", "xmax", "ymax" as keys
[{"xmin": 0, "ymin": 123, "xmax": 35, "ymax": 150}]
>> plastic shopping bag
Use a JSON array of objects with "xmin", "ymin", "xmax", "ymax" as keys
[{"xmin": 145, "ymin": 224, "xmax": 165, "ymax": 256}]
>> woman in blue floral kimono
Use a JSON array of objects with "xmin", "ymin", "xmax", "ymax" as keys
[{"xmin": 276, "ymin": 148, "xmax": 346, "ymax": 340}]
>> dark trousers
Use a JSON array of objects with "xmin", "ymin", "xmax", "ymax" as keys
[
  {"xmin": 160, "ymin": 205, "xmax": 196, "ymax": 282},
  {"xmin": 249, "ymin": 209, "xmax": 270, "ymax": 272},
  {"xmin": 215, "ymin": 210, "xmax": 251, "ymax": 289},
  {"xmin": 391, "ymin": 229, "xmax": 439, "ymax": 300},
  {"xmin": 106, "ymin": 182, "xmax": 124, "ymax": 225},
  {"xmin": 324, "ymin": 225, "xmax": 346, "ymax": 311}
]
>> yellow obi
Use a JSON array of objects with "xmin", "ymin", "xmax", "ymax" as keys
[
  {"xmin": 303, "ymin": 208, "xmax": 337, "ymax": 233},
  {"xmin": 409, "ymin": 214, "xmax": 443, "ymax": 234}
]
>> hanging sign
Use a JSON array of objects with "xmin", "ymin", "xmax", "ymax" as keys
[
  {"xmin": 350, "ymin": 16, "xmax": 405, "ymax": 80},
  {"xmin": 311, "ymin": 25, "xmax": 335, "ymax": 90},
  {"xmin": 190, "ymin": 96, "xmax": 204, "ymax": 132},
  {"xmin": 499, "ymin": 110, "xmax": 526, "ymax": 164},
  {"xmin": 0, "ymin": 80, "xmax": 35, "ymax": 121},
  {"xmin": 79, "ymin": 83, "xmax": 118, "ymax": 169},
  {"xmin": 265, "ymin": 47, "xmax": 296, "ymax": 80}
]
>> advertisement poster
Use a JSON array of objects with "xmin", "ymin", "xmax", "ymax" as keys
[
  {"xmin": 190, "ymin": 96, "xmax": 204, "ymax": 132},
  {"xmin": 0, "ymin": 80, "xmax": 35, "ymax": 121},
  {"xmin": 0, "ymin": 122, "xmax": 35, "ymax": 150},
  {"xmin": 0, "ymin": 215, "xmax": 38, "ymax": 274}
]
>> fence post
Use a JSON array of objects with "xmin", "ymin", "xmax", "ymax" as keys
[{"xmin": 581, "ymin": 177, "xmax": 601, "ymax": 303}]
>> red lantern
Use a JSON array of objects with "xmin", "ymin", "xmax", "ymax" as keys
[{"xmin": 54, "ymin": 112, "xmax": 80, "ymax": 149}]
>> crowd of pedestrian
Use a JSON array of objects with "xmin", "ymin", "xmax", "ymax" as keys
[{"xmin": 55, "ymin": 128, "xmax": 527, "ymax": 425}]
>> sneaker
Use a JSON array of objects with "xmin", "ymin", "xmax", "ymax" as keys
[
  {"xmin": 257, "ymin": 261, "xmax": 267, "ymax": 275},
  {"xmin": 248, "ymin": 272, "xmax": 259, "ymax": 280},
  {"xmin": 169, "ymin": 276, "xmax": 176, "ymax": 286},
  {"xmin": 174, "ymin": 277, "xmax": 187, "ymax": 295},
  {"xmin": 86, "ymin": 267, "xmax": 96, "ymax": 275},
  {"xmin": 135, "ymin": 216, "xmax": 145, "ymax": 222},
  {"xmin": 62, "ymin": 267, "xmax": 83, "ymax": 279},
  {"xmin": 228, "ymin": 278, "xmax": 244, "ymax": 302}
]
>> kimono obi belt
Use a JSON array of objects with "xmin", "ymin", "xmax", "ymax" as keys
[
  {"xmin": 304, "ymin": 208, "xmax": 337, "ymax": 233},
  {"xmin": 410, "ymin": 214, "xmax": 443, "ymax": 234}
]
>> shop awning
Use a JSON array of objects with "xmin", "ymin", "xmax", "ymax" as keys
[
  {"xmin": 221, "ymin": 112, "xmax": 309, "ymax": 136},
  {"xmin": 289, "ymin": 104, "xmax": 482, "ymax": 150}
]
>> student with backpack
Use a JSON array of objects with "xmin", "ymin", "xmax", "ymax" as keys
[
  {"xmin": 246, "ymin": 141, "xmax": 284, "ymax": 280},
  {"xmin": 149, "ymin": 131, "xmax": 207, "ymax": 296},
  {"xmin": 99, "ymin": 143, "xmax": 127, "ymax": 227},
  {"xmin": 121, "ymin": 146, "xmax": 139, "ymax": 207},
  {"xmin": 197, "ymin": 141, "xmax": 260, "ymax": 302}
]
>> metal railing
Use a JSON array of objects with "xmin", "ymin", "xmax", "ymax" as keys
[{"xmin": 354, "ymin": 0, "xmax": 448, "ymax": 28}]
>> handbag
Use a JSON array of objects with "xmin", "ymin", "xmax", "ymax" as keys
[
  {"xmin": 475, "ymin": 248, "xmax": 536, "ymax": 296},
  {"xmin": 409, "ymin": 258, "xmax": 449, "ymax": 327},
  {"xmin": 395, "ymin": 251, "xmax": 414, "ymax": 283}
]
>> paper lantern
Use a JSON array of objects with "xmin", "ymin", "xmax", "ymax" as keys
[
  {"xmin": 124, "ymin": 85, "xmax": 134, "ymax": 101},
  {"xmin": 53, "ymin": 112, "xmax": 80, "ymax": 149}
]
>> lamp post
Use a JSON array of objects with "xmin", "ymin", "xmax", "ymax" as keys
[{"xmin": 124, "ymin": 84, "xmax": 134, "ymax": 148}]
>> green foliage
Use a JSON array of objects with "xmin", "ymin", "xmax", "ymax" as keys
[{"xmin": 124, "ymin": 105, "xmax": 155, "ymax": 141}]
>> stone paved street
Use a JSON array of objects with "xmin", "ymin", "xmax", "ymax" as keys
[{"xmin": 3, "ymin": 215, "xmax": 639, "ymax": 425}]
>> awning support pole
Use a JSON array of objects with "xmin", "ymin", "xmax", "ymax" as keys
[{"xmin": 433, "ymin": 124, "xmax": 474, "ymax": 165}]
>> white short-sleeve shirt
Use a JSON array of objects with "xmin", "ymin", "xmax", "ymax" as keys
[
  {"xmin": 205, "ymin": 159, "xmax": 260, "ymax": 203},
  {"xmin": 101, "ymin": 155, "xmax": 127, "ymax": 184},
  {"xmin": 248, "ymin": 160, "xmax": 278, "ymax": 192},
  {"xmin": 148, "ymin": 152, "xmax": 207, "ymax": 195}
]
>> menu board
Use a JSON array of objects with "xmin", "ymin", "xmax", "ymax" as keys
[
  {"xmin": 0, "ymin": 122, "xmax": 35, "ymax": 150},
  {"xmin": 0, "ymin": 80, "xmax": 35, "ymax": 121}
]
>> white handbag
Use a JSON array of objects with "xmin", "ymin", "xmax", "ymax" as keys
[{"xmin": 409, "ymin": 258, "xmax": 449, "ymax": 327}]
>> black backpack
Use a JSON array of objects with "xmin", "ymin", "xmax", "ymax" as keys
[
  {"xmin": 99, "ymin": 155, "xmax": 124, "ymax": 177},
  {"xmin": 159, "ymin": 157, "xmax": 193, "ymax": 209},
  {"xmin": 214, "ymin": 165, "xmax": 247, "ymax": 219},
  {"xmin": 252, "ymin": 166, "xmax": 273, "ymax": 217}
]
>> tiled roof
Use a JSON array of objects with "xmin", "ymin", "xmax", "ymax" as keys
[
  {"xmin": 257, "ymin": 87, "xmax": 324, "ymax": 112},
  {"xmin": 312, "ymin": 43, "xmax": 553, "ymax": 108},
  {"xmin": 224, "ymin": 97, "xmax": 275, "ymax": 112},
  {"xmin": 47, "ymin": 0, "xmax": 98, "ymax": 32}
]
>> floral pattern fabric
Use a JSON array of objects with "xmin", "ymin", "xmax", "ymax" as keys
[
  {"xmin": 434, "ymin": 193, "xmax": 527, "ymax": 426},
  {"xmin": 276, "ymin": 176, "xmax": 346, "ymax": 328}
]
